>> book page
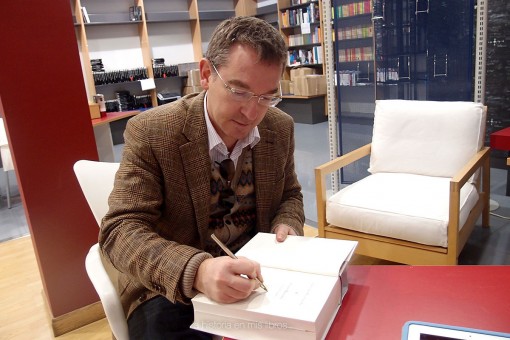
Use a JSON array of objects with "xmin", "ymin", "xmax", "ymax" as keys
[
  {"xmin": 235, "ymin": 233, "xmax": 357, "ymax": 277},
  {"xmin": 192, "ymin": 266, "xmax": 340, "ymax": 329}
]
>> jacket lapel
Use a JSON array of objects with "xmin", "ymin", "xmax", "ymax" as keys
[
  {"xmin": 180, "ymin": 93, "xmax": 212, "ymax": 246},
  {"xmin": 253, "ymin": 123, "xmax": 277, "ymax": 231}
]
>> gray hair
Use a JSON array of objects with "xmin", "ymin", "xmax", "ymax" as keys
[{"xmin": 205, "ymin": 16, "xmax": 287, "ymax": 70}]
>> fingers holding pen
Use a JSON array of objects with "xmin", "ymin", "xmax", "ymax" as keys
[
  {"xmin": 235, "ymin": 255, "xmax": 264, "ymax": 286},
  {"xmin": 194, "ymin": 256, "xmax": 263, "ymax": 303}
]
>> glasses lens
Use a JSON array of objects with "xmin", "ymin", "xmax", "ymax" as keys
[
  {"xmin": 230, "ymin": 88, "xmax": 253, "ymax": 102},
  {"xmin": 261, "ymin": 96, "xmax": 282, "ymax": 107}
]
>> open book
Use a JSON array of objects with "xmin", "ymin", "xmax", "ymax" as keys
[{"xmin": 191, "ymin": 232, "xmax": 357, "ymax": 340}]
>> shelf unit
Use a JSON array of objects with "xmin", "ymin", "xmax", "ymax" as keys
[
  {"xmin": 269, "ymin": 0, "xmax": 327, "ymax": 125},
  {"xmin": 277, "ymin": 0, "xmax": 325, "ymax": 81},
  {"xmin": 255, "ymin": 2, "xmax": 279, "ymax": 27},
  {"xmin": 72, "ymin": 0, "xmax": 257, "ymax": 112}
]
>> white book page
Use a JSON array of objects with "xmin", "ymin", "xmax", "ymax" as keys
[
  {"xmin": 192, "ymin": 267, "xmax": 340, "ymax": 327},
  {"xmin": 235, "ymin": 233, "xmax": 357, "ymax": 277}
]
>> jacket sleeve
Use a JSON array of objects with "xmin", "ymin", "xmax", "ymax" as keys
[
  {"xmin": 99, "ymin": 113, "xmax": 211, "ymax": 305},
  {"xmin": 267, "ymin": 112, "xmax": 305, "ymax": 235}
]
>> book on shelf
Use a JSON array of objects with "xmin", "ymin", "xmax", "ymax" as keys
[
  {"xmin": 337, "ymin": 24, "xmax": 373, "ymax": 41},
  {"xmin": 191, "ymin": 232, "xmax": 357, "ymax": 340},
  {"xmin": 281, "ymin": 3, "xmax": 320, "ymax": 27},
  {"xmin": 338, "ymin": 47, "xmax": 373, "ymax": 62},
  {"xmin": 334, "ymin": 0, "xmax": 373, "ymax": 18},
  {"xmin": 288, "ymin": 26, "xmax": 321, "ymax": 46},
  {"xmin": 288, "ymin": 46, "xmax": 322, "ymax": 66}
]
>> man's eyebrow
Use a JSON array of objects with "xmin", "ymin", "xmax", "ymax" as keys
[{"xmin": 228, "ymin": 78, "xmax": 279, "ymax": 95}]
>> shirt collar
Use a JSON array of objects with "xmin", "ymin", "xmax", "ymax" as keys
[{"xmin": 204, "ymin": 91, "xmax": 260, "ymax": 158}]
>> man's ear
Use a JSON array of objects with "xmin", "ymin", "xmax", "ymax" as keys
[{"xmin": 199, "ymin": 58, "xmax": 212, "ymax": 90}]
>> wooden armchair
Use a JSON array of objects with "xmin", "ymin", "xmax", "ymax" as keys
[{"xmin": 315, "ymin": 100, "xmax": 490, "ymax": 265}]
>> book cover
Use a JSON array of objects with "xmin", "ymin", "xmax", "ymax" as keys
[{"xmin": 191, "ymin": 233, "xmax": 357, "ymax": 340}]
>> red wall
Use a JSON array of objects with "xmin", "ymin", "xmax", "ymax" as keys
[{"xmin": 0, "ymin": 1, "xmax": 100, "ymax": 317}]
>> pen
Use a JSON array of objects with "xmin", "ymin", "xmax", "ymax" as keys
[{"xmin": 211, "ymin": 234, "xmax": 268, "ymax": 292}]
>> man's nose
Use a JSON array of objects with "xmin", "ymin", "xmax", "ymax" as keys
[{"xmin": 241, "ymin": 97, "xmax": 260, "ymax": 120}]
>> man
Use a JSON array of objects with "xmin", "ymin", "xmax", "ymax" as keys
[{"xmin": 100, "ymin": 16, "xmax": 305, "ymax": 339}]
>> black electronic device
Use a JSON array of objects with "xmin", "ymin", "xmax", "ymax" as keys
[{"xmin": 157, "ymin": 92, "xmax": 181, "ymax": 105}]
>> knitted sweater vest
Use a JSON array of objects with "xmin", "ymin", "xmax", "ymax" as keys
[{"xmin": 206, "ymin": 148, "xmax": 257, "ymax": 256}]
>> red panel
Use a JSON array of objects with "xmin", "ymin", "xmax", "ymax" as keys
[
  {"xmin": 327, "ymin": 266, "xmax": 510, "ymax": 339},
  {"xmin": 0, "ymin": 1, "xmax": 100, "ymax": 318},
  {"xmin": 490, "ymin": 126, "xmax": 510, "ymax": 151}
]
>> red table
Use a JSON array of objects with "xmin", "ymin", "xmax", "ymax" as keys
[
  {"xmin": 91, "ymin": 110, "xmax": 140, "ymax": 127},
  {"xmin": 490, "ymin": 126, "xmax": 510, "ymax": 151},
  {"xmin": 91, "ymin": 110, "xmax": 141, "ymax": 162},
  {"xmin": 326, "ymin": 265, "xmax": 510, "ymax": 339},
  {"xmin": 490, "ymin": 127, "xmax": 510, "ymax": 194}
]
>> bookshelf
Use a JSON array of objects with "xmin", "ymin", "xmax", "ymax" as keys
[
  {"xmin": 71, "ymin": 0, "xmax": 257, "ymax": 115},
  {"xmin": 272, "ymin": 0, "xmax": 327, "ymax": 124},
  {"xmin": 277, "ymin": 0, "xmax": 324, "ymax": 80}
]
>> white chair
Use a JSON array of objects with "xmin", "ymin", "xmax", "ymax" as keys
[
  {"xmin": 73, "ymin": 160, "xmax": 128, "ymax": 340},
  {"xmin": 315, "ymin": 100, "xmax": 490, "ymax": 265},
  {"xmin": 0, "ymin": 118, "xmax": 14, "ymax": 209}
]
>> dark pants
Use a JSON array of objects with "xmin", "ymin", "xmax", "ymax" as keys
[{"xmin": 127, "ymin": 295, "xmax": 212, "ymax": 340}]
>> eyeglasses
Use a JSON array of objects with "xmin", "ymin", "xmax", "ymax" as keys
[
  {"xmin": 215, "ymin": 158, "xmax": 236, "ymax": 210},
  {"xmin": 211, "ymin": 62, "xmax": 282, "ymax": 107}
]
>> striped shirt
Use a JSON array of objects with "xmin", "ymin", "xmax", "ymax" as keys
[{"xmin": 204, "ymin": 92, "xmax": 260, "ymax": 168}]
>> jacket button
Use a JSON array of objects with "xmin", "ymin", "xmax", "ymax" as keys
[{"xmin": 138, "ymin": 293, "xmax": 147, "ymax": 302}]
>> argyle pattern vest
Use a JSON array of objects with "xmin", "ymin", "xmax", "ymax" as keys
[{"xmin": 206, "ymin": 148, "xmax": 257, "ymax": 256}]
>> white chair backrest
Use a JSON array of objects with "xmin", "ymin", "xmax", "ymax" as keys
[
  {"xmin": 73, "ymin": 160, "xmax": 120, "ymax": 226},
  {"xmin": 368, "ymin": 100, "xmax": 486, "ymax": 177}
]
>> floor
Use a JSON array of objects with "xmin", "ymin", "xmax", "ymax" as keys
[{"xmin": 1, "ymin": 120, "xmax": 510, "ymax": 263}]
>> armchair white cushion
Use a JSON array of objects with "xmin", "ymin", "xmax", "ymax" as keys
[
  {"xmin": 316, "ymin": 100, "xmax": 490, "ymax": 265},
  {"xmin": 368, "ymin": 100, "xmax": 485, "ymax": 177},
  {"xmin": 327, "ymin": 173, "xmax": 479, "ymax": 247}
]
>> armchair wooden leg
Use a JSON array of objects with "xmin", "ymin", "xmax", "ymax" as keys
[{"xmin": 482, "ymin": 152, "xmax": 490, "ymax": 228}]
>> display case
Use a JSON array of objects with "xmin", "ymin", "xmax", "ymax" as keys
[
  {"xmin": 333, "ymin": 0, "xmax": 476, "ymax": 183},
  {"xmin": 374, "ymin": 0, "xmax": 474, "ymax": 101},
  {"xmin": 332, "ymin": 0, "xmax": 375, "ymax": 182}
]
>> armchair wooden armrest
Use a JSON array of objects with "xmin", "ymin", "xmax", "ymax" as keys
[
  {"xmin": 314, "ymin": 144, "xmax": 490, "ymax": 262},
  {"xmin": 448, "ymin": 146, "xmax": 491, "ymax": 258},
  {"xmin": 314, "ymin": 143, "xmax": 371, "ymax": 237}
]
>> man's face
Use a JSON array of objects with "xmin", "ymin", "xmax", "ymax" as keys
[{"xmin": 200, "ymin": 44, "xmax": 283, "ymax": 150}]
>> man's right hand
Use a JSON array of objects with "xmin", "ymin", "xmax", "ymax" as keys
[{"xmin": 193, "ymin": 256, "xmax": 262, "ymax": 303}]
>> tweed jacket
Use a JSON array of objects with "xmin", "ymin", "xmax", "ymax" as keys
[{"xmin": 99, "ymin": 91, "xmax": 305, "ymax": 317}]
